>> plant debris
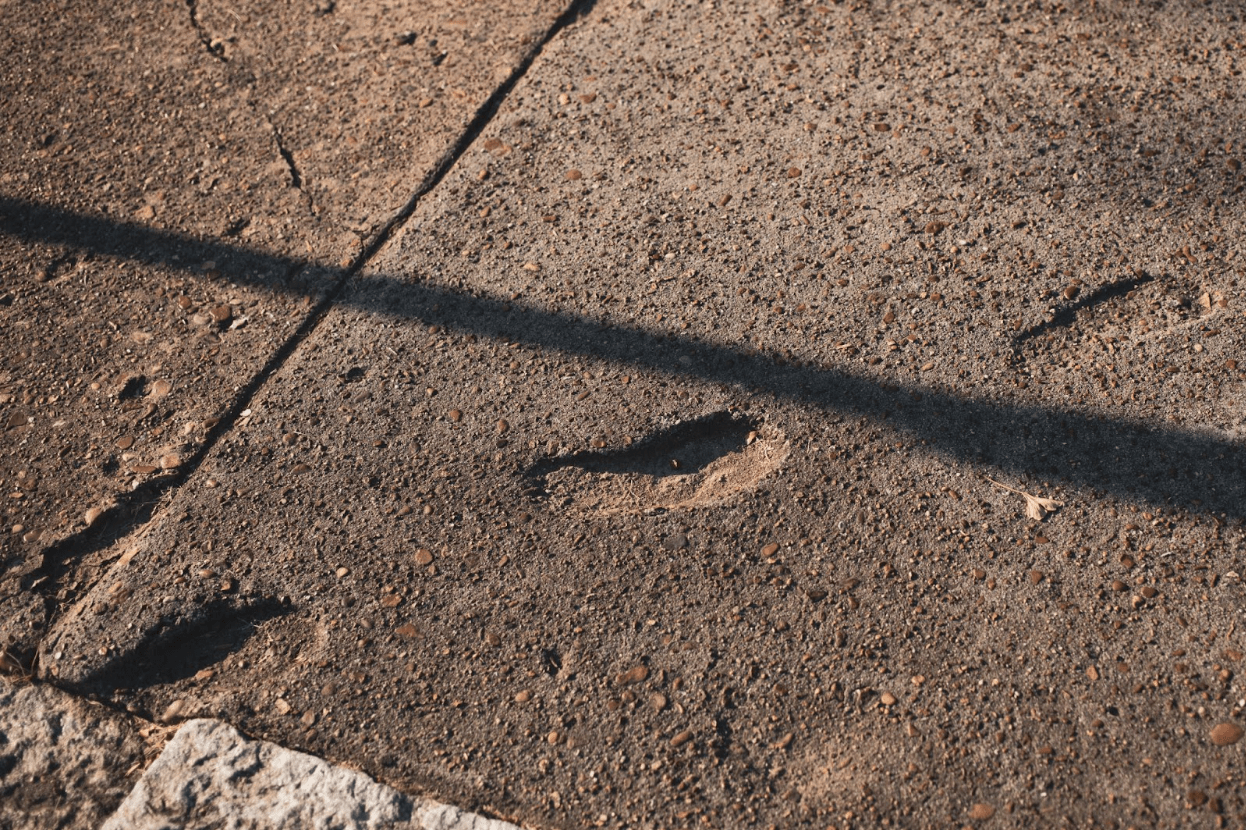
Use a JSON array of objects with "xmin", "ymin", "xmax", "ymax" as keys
[{"xmin": 987, "ymin": 478, "xmax": 1064, "ymax": 521}]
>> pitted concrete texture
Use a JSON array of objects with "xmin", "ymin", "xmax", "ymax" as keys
[
  {"xmin": 0, "ymin": 0, "xmax": 570, "ymax": 666},
  {"xmin": 18, "ymin": 0, "xmax": 1246, "ymax": 827},
  {"xmin": 103, "ymin": 719, "xmax": 521, "ymax": 830},
  {"xmin": 0, "ymin": 678, "xmax": 144, "ymax": 830}
]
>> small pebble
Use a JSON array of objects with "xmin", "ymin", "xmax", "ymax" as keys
[
  {"xmin": 1210, "ymin": 722, "xmax": 1244, "ymax": 746},
  {"xmin": 617, "ymin": 665, "xmax": 649, "ymax": 685},
  {"xmin": 414, "ymin": 548, "xmax": 434, "ymax": 566},
  {"xmin": 968, "ymin": 803, "xmax": 995, "ymax": 820},
  {"xmin": 662, "ymin": 533, "xmax": 688, "ymax": 551},
  {"xmin": 160, "ymin": 699, "xmax": 186, "ymax": 724}
]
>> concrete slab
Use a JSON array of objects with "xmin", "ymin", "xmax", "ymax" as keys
[
  {"xmin": 104, "ymin": 718, "xmax": 520, "ymax": 830},
  {"xmin": 0, "ymin": 0, "xmax": 571, "ymax": 663},
  {"xmin": 36, "ymin": 0, "xmax": 1246, "ymax": 826},
  {"xmin": 0, "ymin": 677, "xmax": 145, "ymax": 830}
]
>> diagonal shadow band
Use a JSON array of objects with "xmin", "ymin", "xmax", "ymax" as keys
[{"xmin": 3, "ymin": 194, "xmax": 1245, "ymax": 528}]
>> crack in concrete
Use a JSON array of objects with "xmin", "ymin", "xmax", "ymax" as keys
[
  {"xmin": 1, "ymin": 0, "xmax": 600, "ymax": 679},
  {"xmin": 184, "ymin": 0, "xmax": 226, "ymax": 61},
  {"xmin": 268, "ymin": 124, "xmax": 303, "ymax": 190},
  {"xmin": 265, "ymin": 119, "xmax": 317, "ymax": 218}
]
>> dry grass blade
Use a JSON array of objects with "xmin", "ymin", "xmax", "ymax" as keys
[{"xmin": 987, "ymin": 478, "xmax": 1064, "ymax": 521}]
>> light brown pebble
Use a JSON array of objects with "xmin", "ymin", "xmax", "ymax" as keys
[
  {"xmin": 565, "ymin": 169, "xmax": 582, "ymax": 180},
  {"xmin": 761, "ymin": 542, "xmax": 780, "ymax": 557},
  {"xmin": 1210, "ymin": 722, "xmax": 1244, "ymax": 746},
  {"xmin": 650, "ymin": 693, "xmax": 668, "ymax": 711},
  {"xmin": 116, "ymin": 436, "xmax": 134, "ymax": 450},
  {"xmin": 336, "ymin": 567, "xmax": 349, "ymax": 578},
  {"xmin": 209, "ymin": 304, "xmax": 232, "ymax": 325},
  {"xmin": 969, "ymin": 803, "xmax": 995, "ymax": 820},
  {"xmin": 151, "ymin": 379, "xmax": 173, "ymax": 397},
  {"xmin": 160, "ymin": 699, "xmax": 186, "ymax": 724},
  {"xmin": 84, "ymin": 506, "xmax": 104, "ymax": 527},
  {"xmin": 448, "ymin": 409, "xmax": 463, "ymax": 422},
  {"xmin": 1029, "ymin": 570, "xmax": 1044, "ymax": 585},
  {"xmin": 617, "ymin": 665, "xmax": 649, "ymax": 685},
  {"xmin": 515, "ymin": 690, "xmax": 533, "ymax": 703},
  {"xmin": 414, "ymin": 548, "xmax": 434, "ymax": 566},
  {"xmin": 880, "ymin": 692, "xmax": 897, "ymax": 706},
  {"xmin": 671, "ymin": 730, "xmax": 693, "ymax": 747},
  {"xmin": 160, "ymin": 454, "xmax": 181, "ymax": 470}
]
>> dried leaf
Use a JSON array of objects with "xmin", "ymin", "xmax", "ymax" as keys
[{"xmin": 988, "ymin": 478, "xmax": 1064, "ymax": 521}]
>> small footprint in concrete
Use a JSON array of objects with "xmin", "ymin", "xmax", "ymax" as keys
[{"xmin": 525, "ymin": 411, "xmax": 788, "ymax": 515}]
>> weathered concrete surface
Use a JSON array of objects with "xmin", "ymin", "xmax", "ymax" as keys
[
  {"xmin": 0, "ymin": 0, "xmax": 569, "ymax": 663},
  {"xmin": 35, "ymin": 0, "xmax": 1246, "ymax": 827},
  {"xmin": 195, "ymin": 0, "xmax": 566, "ymax": 249},
  {"xmin": 0, "ymin": 677, "xmax": 144, "ymax": 830},
  {"xmin": 104, "ymin": 719, "xmax": 520, "ymax": 830}
]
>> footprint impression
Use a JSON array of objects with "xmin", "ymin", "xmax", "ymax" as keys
[{"xmin": 526, "ymin": 411, "xmax": 789, "ymax": 515}]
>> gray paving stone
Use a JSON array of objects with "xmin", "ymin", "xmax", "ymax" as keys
[
  {"xmin": 103, "ymin": 719, "xmax": 520, "ymax": 830},
  {"xmin": 0, "ymin": 678, "xmax": 144, "ymax": 830}
]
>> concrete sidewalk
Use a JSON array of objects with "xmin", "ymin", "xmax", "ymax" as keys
[{"xmin": 5, "ymin": 0, "xmax": 1246, "ymax": 827}]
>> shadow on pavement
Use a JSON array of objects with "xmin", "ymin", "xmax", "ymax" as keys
[
  {"xmin": 79, "ymin": 596, "xmax": 293, "ymax": 694},
  {"xmin": 3, "ymin": 195, "xmax": 1244, "ymax": 535}
]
